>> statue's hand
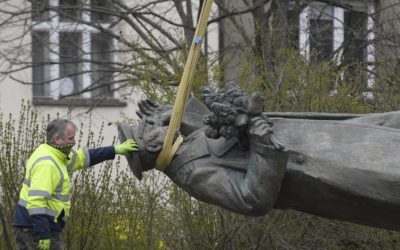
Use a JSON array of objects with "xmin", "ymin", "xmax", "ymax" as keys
[
  {"xmin": 247, "ymin": 116, "xmax": 284, "ymax": 151},
  {"xmin": 136, "ymin": 99, "xmax": 172, "ymax": 126},
  {"xmin": 247, "ymin": 117, "xmax": 272, "ymax": 141}
]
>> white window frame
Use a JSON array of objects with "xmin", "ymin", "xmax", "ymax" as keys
[
  {"xmin": 299, "ymin": 1, "xmax": 375, "ymax": 91},
  {"xmin": 32, "ymin": 0, "xmax": 119, "ymax": 100}
]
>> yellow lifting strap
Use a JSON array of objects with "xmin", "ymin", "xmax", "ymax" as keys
[{"xmin": 155, "ymin": 0, "xmax": 214, "ymax": 171}]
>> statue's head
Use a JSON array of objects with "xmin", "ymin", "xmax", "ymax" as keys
[{"xmin": 117, "ymin": 119, "xmax": 168, "ymax": 180}]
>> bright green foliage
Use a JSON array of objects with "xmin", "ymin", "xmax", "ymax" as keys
[
  {"xmin": 2, "ymin": 47, "xmax": 400, "ymax": 250},
  {"xmin": 2, "ymin": 74, "xmax": 400, "ymax": 249},
  {"xmin": 0, "ymin": 101, "xmax": 49, "ymax": 250},
  {"xmin": 236, "ymin": 48, "xmax": 375, "ymax": 114},
  {"xmin": 372, "ymin": 57, "xmax": 400, "ymax": 112}
]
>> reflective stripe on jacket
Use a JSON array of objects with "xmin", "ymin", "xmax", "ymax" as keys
[{"xmin": 18, "ymin": 144, "xmax": 90, "ymax": 221}]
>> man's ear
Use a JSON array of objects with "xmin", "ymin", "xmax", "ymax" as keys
[{"xmin": 53, "ymin": 135, "xmax": 61, "ymax": 145}]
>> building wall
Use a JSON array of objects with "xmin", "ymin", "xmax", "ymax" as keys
[
  {"xmin": 0, "ymin": 0, "xmax": 219, "ymax": 171},
  {"xmin": 0, "ymin": 0, "xmax": 142, "ymax": 148},
  {"xmin": 0, "ymin": 49, "xmax": 141, "ymax": 149}
]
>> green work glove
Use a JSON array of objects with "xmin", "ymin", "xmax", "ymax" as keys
[
  {"xmin": 115, "ymin": 139, "xmax": 138, "ymax": 155},
  {"xmin": 38, "ymin": 239, "xmax": 51, "ymax": 250}
]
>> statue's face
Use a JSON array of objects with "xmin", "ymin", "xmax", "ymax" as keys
[
  {"xmin": 141, "ymin": 126, "xmax": 168, "ymax": 153},
  {"xmin": 117, "ymin": 120, "xmax": 168, "ymax": 180},
  {"xmin": 119, "ymin": 99, "xmax": 174, "ymax": 180},
  {"xmin": 130, "ymin": 120, "xmax": 168, "ymax": 171}
]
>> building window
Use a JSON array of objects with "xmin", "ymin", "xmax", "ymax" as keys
[
  {"xmin": 31, "ymin": 0, "xmax": 119, "ymax": 102},
  {"xmin": 309, "ymin": 4, "xmax": 334, "ymax": 62},
  {"xmin": 299, "ymin": 1, "xmax": 375, "ymax": 89}
]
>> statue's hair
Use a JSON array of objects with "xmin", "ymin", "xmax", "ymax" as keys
[
  {"xmin": 46, "ymin": 119, "xmax": 77, "ymax": 143},
  {"xmin": 200, "ymin": 81, "xmax": 248, "ymax": 139}
]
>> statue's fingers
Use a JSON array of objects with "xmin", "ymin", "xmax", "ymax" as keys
[
  {"xmin": 138, "ymin": 100, "xmax": 153, "ymax": 116},
  {"xmin": 144, "ymin": 117, "xmax": 157, "ymax": 126},
  {"xmin": 137, "ymin": 100, "xmax": 147, "ymax": 111},
  {"xmin": 260, "ymin": 113, "xmax": 273, "ymax": 126},
  {"xmin": 250, "ymin": 117, "xmax": 266, "ymax": 128},
  {"xmin": 141, "ymin": 99, "xmax": 160, "ymax": 114},
  {"xmin": 143, "ymin": 99, "xmax": 158, "ymax": 110},
  {"xmin": 136, "ymin": 111, "xmax": 143, "ymax": 119},
  {"xmin": 259, "ymin": 126, "xmax": 273, "ymax": 138},
  {"xmin": 145, "ymin": 99, "xmax": 158, "ymax": 108}
]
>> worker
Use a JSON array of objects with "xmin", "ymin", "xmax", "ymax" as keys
[{"xmin": 13, "ymin": 118, "xmax": 138, "ymax": 250}]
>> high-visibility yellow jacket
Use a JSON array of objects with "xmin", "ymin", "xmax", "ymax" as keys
[
  {"xmin": 13, "ymin": 143, "xmax": 115, "ymax": 239},
  {"xmin": 18, "ymin": 144, "xmax": 90, "ymax": 220}
]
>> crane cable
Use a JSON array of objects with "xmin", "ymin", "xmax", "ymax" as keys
[{"xmin": 155, "ymin": 0, "xmax": 214, "ymax": 171}]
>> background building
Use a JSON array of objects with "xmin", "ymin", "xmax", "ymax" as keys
[{"xmin": 0, "ymin": 0, "xmax": 218, "ymax": 146}]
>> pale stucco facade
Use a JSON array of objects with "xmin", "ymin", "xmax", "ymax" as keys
[{"xmin": 0, "ymin": 0, "xmax": 218, "ymax": 157}]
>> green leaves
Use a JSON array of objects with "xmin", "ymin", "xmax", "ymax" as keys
[{"xmin": 2, "ymin": 99, "xmax": 400, "ymax": 249}]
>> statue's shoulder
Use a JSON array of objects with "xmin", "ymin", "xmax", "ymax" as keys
[
  {"xmin": 182, "ymin": 129, "xmax": 239, "ymax": 157},
  {"xmin": 170, "ymin": 130, "xmax": 210, "ymax": 171},
  {"xmin": 170, "ymin": 130, "xmax": 239, "ymax": 172}
]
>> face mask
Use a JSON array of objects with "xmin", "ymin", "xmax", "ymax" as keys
[{"xmin": 49, "ymin": 143, "xmax": 75, "ymax": 156}]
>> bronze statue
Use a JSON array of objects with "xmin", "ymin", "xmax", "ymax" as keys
[{"xmin": 118, "ymin": 82, "xmax": 400, "ymax": 231}]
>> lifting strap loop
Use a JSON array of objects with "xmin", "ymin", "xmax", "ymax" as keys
[{"xmin": 155, "ymin": 0, "xmax": 214, "ymax": 171}]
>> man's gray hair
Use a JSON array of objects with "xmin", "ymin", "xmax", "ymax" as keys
[{"xmin": 46, "ymin": 119, "xmax": 77, "ymax": 143}]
